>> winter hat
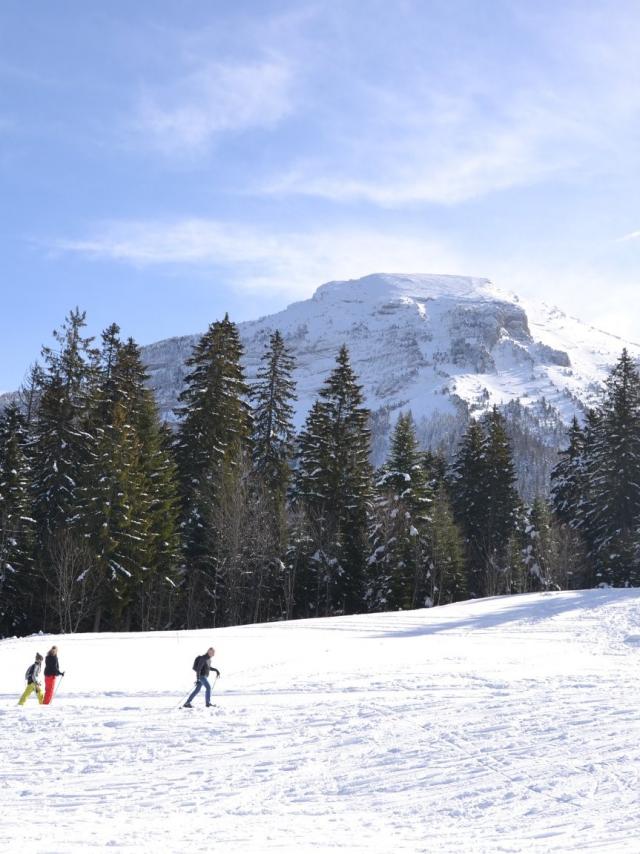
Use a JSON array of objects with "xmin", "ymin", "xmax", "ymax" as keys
[{"xmin": 35, "ymin": 653, "xmax": 43, "ymax": 661}]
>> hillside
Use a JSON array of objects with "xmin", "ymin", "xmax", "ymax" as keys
[{"xmin": 2, "ymin": 589, "xmax": 639, "ymax": 852}]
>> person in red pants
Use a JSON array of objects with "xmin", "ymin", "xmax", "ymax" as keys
[{"xmin": 43, "ymin": 645, "xmax": 64, "ymax": 704}]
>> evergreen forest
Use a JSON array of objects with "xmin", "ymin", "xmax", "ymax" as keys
[{"xmin": 0, "ymin": 310, "xmax": 637, "ymax": 636}]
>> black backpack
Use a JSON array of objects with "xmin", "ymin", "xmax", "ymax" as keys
[
  {"xmin": 192, "ymin": 655, "xmax": 203, "ymax": 673},
  {"xmin": 25, "ymin": 663, "xmax": 35, "ymax": 682}
]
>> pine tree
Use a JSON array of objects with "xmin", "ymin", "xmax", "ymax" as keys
[
  {"xmin": 84, "ymin": 333, "xmax": 181, "ymax": 630},
  {"xmin": 0, "ymin": 404, "xmax": 35, "ymax": 635},
  {"xmin": 550, "ymin": 416, "xmax": 585, "ymax": 527},
  {"xmin": 451, "ymin": 409, "xmax": 519, "ymax": 596},
  {"xmin": 290, "ymin": 401, "xmax": 332, "ymax": 615},
  {"xmin": 367, "ymin": 412, "xmax": 433, "ymax": 610},
  {"xmin": 99, "ymin": 399, "xmax": 153, "ymax": 629},
  {"xmin": 293, "ymin": 402, "xmax": 332, "ymax": 515},
  {"xmin": 292, "ymin": 346, "xmax": 372, "ymax": 615},
  {"xmin": 140, "ymin": 419, "xmax": 182, "ymax": 630},
  {"xmin": 518, "ymin": 496, "xmax": 591, "ymax": 592},
  {"xmin": 519, "ymin": 498, "xmax": 553, "ymax": 591},
  {"xmin": 31, "ymin": 310, "xmax": 99, "ymax": 560},
  {"xmin": 421, "ymin": 449, "xmax": 448, "ymax": 490},
  {"xmin": 283, "ymin": 506, "xmax": 313, "ymax": 619},
  {"xmin": 573, "ymin": 408, "xmax": 601, "ymax": 558},
  {"xmin": 249, "ymin": 329, "xmax": 297, "ymax": 602},
  {"xmin": 175, "ymin": 314, "xmax": 252, "ymax": 627},
  {"xmin": 426, "ymin": 483, "xmax": 467, "ymax": 605},
  {"xmin": 18, "ymin": 363, "xmax": 45, "ymax": 426},
  {"xmin": 550, "ymin": 412, "xmax": 597, "ymax": 585},
  {"xmin": 81, "ymin": 323, "xmax": 125, "ymax": 627},
  {"xmin": 251, "ymin": 330, "xmax": 297, "ymax": 499},
  {"xmin": 584, "ymin": 350, "xmax": 640, "ymax": 585},
  {"xmin": 450, "ymin": 419, "xmax": 487, "ymax": 596},
  {"xmin": 116, "ymin": 339, "xmax": 181, "ymax": 629},
  {"xmin": 319, "ymin": 346, "xmax": 373, "ymax": 615},
  {"xmin": 483, "ymin": 407, "xmax": 520, "ymax": 593}
]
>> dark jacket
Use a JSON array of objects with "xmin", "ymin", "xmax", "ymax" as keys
[
  {"xmin": 44, "ymin": 654, "xmax": 63, "ymax": 677},
  {"xmin": 195, "ymin": 655, "xmax": 220, "ymax": 680}
]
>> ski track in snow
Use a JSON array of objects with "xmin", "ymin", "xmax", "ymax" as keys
[{"xmin": 1, "ymin": 590, "xmax": 640, "ymax": 853}]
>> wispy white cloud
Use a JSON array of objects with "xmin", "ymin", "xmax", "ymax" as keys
[
  {"xmin": 617, "ymin": 231, "xmax": 640, "ymax": 243},
  {"xmin": 258, "ymin": 4, "xmax": 640, "ymax": 207},
  {"xmin": 118, "ymin": 2, "xmax": 640, "ymax": 204},
  {"xmin": 265, "ymin": 96, "xmax": 578, "ymax": 206},
  {"xmin": 54, "ymin": 218, "xmax": 461, "ymax": 299},
  {"xmin": 133, "ymin": 58, "xmax": 294, "ymax": 155},
  {"xmin": 264, "ymin": 71, "xmax": 624, "ymax": 207}
]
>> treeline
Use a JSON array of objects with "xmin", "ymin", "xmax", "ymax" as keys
[
  {"xmin": 0, "ymin": 310, "xmax": 629, "ymax": 637},
  {"xmin": 550, "ymin": 349, "xmax": 640, "ymax": 587}
]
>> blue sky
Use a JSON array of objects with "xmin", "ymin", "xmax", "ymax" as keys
[{"xmin": 2, "ymin": 0, "xmax": 640, "ymax": 390}]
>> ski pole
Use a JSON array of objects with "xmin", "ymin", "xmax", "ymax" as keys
[
  {"xmin": 175, "ymin": 683, "xmax": 197, "ymax": 710},
  {"xmin": 51, "ymin": 674, "xmax": 64, "ymax": 702}
]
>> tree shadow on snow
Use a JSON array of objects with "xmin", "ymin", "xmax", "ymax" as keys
[{"xmin": 362, "ymin": 589, "xmax": 640, "ymax": 639}]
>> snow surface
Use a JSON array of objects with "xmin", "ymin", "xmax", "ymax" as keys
[{"xmin": 2, "ymin": 589, "xmax": 640, "ymax": 853}]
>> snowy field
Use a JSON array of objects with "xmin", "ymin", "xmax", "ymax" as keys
[{"xmin": 1, "ymin": 590, "xmax": 639, "ymax": 854}]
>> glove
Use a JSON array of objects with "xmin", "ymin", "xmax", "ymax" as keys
[
  {"xmin": 61, "ymin": 672, "xmax": 65, "ymax": 677},
  {"xmin": 213, "ymin": 668, "xmax": 220, "ymax": 678}
]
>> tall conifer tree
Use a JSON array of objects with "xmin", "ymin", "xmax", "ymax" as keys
[
  {"xmin": 83, "ymin": 332, "xmax": 181, "ymax": 629},
  {"xmin": 426, "ymin": 483, "xmax": 467, "ymax": 605},
  {"xmin": 550, "ymin": 416, "xmax": 586, "ymax": 527},
  {"xmin": 584, "ymin": 350, "xmax": 640, "ymax": 584},
  {"xmin": 31, "ymin": 310, "xmax": 99, "ymax": 550},
  {"xmin": 367, "ymin": 412, "xmax": 432, "ymax": 610},
  {"xmin": 451, "ymin": 409, "xmax": 519, "ymax": 596},
  {"xmin": 175, "ymin": 314, "xmax": 252, "ymax": 626},
  {"xmin": 292, "ymin": 346, "xmax": 372, "ymax": 615},
  {"xmin": 251, "ymin": 330, "xmax": 296, "ymax": 499},
  {"xmin": 0, "ymin": 404, "xmax": 35, "ymax": 634},
  {"xmin": 450, "ymin": 419, "xmax": 487, "ymax": 596},
  {"xmin": 484, "ymin": 407, "xmax": 520, "ymax": 586}
]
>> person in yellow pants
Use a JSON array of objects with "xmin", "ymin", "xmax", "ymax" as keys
[{"xmin": 18, "ymin": 653, "xmax": 44, "ymax": 705}]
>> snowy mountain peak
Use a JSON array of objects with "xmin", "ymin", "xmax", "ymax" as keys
[
  {"xmin": 310, "ymin": 272, "xmax": 514, "ymax": 307},
  {"xmin": 139, "ymin": 272, "xmax": 640, "ymax": 484}
]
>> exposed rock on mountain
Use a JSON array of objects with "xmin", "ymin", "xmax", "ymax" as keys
[{"xmin": 143, "ymin": 272, "xmax": 636, "ymax": 432}]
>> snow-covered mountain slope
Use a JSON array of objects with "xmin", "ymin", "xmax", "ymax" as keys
[
  {"xmin": 143, "ymin": 273, "xmax": 639, "ymax": 438},
  {"xmin": 2, "ymin": 589, "xmax": 640, "ymax": 852}
]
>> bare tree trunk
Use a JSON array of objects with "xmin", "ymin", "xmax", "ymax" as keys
[{"xmin": 40, "ymin": 532, "xmax": 99, "ymax": 633}]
